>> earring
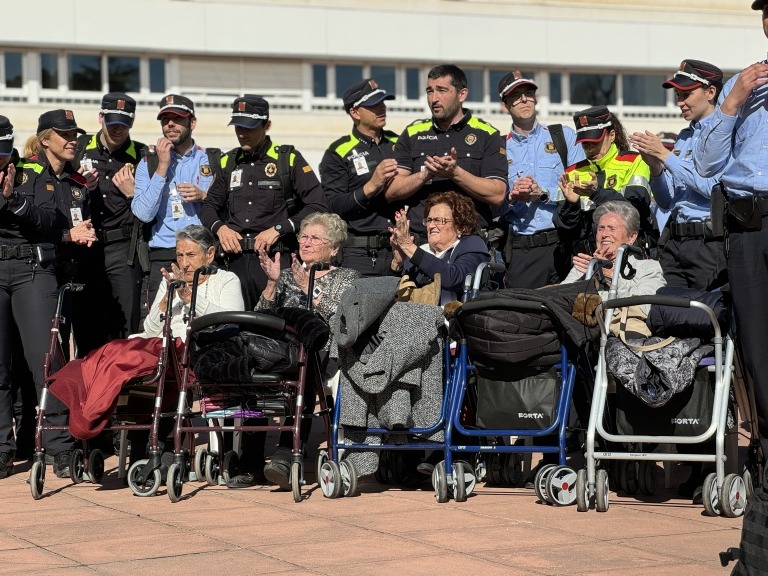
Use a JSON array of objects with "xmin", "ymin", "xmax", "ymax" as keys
[{"xmin": 457, "ymin": 233, "xmax": 462, "ymax": 238}]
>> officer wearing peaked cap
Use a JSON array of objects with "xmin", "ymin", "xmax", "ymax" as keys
[
  {"xmin": 200, "ymin": 95, "xmax": 327, "ymax": 309},
  {"xmin": 695, "ymin": 0, "xmax": 768, "ymax": 479},
  {"xmin": 320, "ymin": 79, "xmax": 401, "ymax": 276},
  {"xmin": 70, "ymin": 92, "xmax": 148, "ymax": 355}
]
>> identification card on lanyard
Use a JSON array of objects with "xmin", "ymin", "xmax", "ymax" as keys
[
  {"xmin": 79, "ymin": 158, "xmax": 94, "ymax": 173},
  {"xmin": 70, "ymin": 207, "xmax": 83, "ymax": 226},
  {"xmin": 351, "ymin": 154, "xmax": 369, "ymax": 176},
  {"xmin": 230, "ymin": 169, "xmax": 243, "ymax": 189},
  {"xmin": 170, "ymin": 187, "xmax": 184, "ymax": 219}
]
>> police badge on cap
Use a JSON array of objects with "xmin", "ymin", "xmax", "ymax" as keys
[{"xmin": 101, "ymin": 92, "xmax": 136, "ymax": 128}]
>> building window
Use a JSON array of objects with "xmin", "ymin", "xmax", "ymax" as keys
[
  {"xmin": 149, "ymin": 58, "xmax": 165, "ymax": 93},
  {"xmin": 489, "ymin": 70, "xmax": 508, "ymax": 99},
  {"xmin": 4, "ymin": 52, "xmax": 22, "ymax": 88},
  {"xmin": 69, "ymin": 54, "xmax": 102, "ymax": 91},
  {"xmin": 571, "ymin": 73, "xmax": 616, "ymax": 106},
  {"xmin": 108, "ymin": 56, "xmax": 139, "ymax": 93},
  {"xmin": 370, "ymin": 65, "xmax": 395, "ymax": 96},
  {"xmin": 405, "ymin": 67, "xmax": 420, "ymax": 100},
  {"xmin": 312, "ymin": 64, "xmax": 327, "ymax": 97},
  {"xmin": 41, "ymin": 53, "xmax": 58, "ymax": 89},
  {"xmin": 622, "ymin": 74, "xmax": 666, "ymax": 106},
  {"xmin": 464, "ymin": 69, "xmax": 483, "ymax": 101},
  {"xmin": 550, "ymin": 72, "xmax": 562, "ymax": 104},
  {"xmin": 335, "ymin": 64, "xmax": 362, "ymax": 97}
]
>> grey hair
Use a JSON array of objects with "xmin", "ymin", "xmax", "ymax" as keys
[
  {"xmin": 592, "ymin": 200, "xmax": 640, "ymax": 236},
  {"xmin": 299, "ymin": 212, "xmax": 348, "ymax": 248},
  {"xmin": 175, "ymin": 224, "xmax": 217, "ymax": 252}
]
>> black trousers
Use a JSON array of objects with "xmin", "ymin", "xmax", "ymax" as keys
[
  {"xmin": 225, "ymin": 251, "xmax": 289, "ymax": 311},
  {"xmin": 726, "ymin": 218, "xmax": 768, "ymax": 459},
  {"xmin": 659, "ymin": 236, "xmax": 727, "ymax": 291},
  {"xmin": 341, "ymin": 247, "xmax": 393, "ymax": 278},
  {"xmin": 0, "ymin": 259, "xmax": 72, "ymax": 455},
  {"xmin": 504, "ymin": 241, "xmax": 567, "ymax": 289}
]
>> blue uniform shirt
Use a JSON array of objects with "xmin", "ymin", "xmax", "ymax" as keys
[
  {"xmin": 500, "ymin": 122, "xmax": 584, "ymax": 235},
  {"xmin": 132, "ymin": 141, "xmax": 214, "ymax": 248},
  {"xmin": 696, "ymin": 72, "xmax": 768, "ymax": 197},
  {"xmin": 651, "ymin": 114, "xmax": 721, "ymax": 223}
]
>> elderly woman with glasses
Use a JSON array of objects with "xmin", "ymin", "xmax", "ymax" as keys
[
  {"xmin": 227, "ymin": 212, "xmax": 360, "ymax": 490},
  {"xmin": 389, "ymin": 190, "xmax": 489, "ymax": 304}
]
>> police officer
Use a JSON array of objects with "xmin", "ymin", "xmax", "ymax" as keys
[
  {"xmin": 8, "ymin": 110, "xmax": 92, "ymax": 478},
  {"xmin": 631, "ymin": 60, "xmax": 727, "ymax": 291},
  {"xmin": 133, "ymin": 94, "xmax": 215, "ymax": 310},
  {"xmin": 695, "ymin": 0, "xmax": 768, "ymax": 478},
  {"xmin": 200, "ymin": 95, "xmax": 327, "ymax": 309},
  {"xmin": 498, "ymin": 71, "xmax": 585, "ymax": 288},
  {"xmin": 320, "ymin": 79, "xmax": 400, "ymax": 276},
  {"xmin": 73, "ymin": 93, "xmax": 147, "ymax": 352},
  {"xmin": 386, "ymin": 64, "xmax": 508, "ymax": 242}
]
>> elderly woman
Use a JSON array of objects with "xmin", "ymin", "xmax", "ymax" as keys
[
  {"xmin": 389, "ymin": 191, "xmax": 489, "ymax": 305},
  {"xmin": 225, "ymin": 212, "xmax": 360, "ymax": 489}
]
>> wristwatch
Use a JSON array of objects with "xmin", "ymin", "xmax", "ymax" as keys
[{"xmin": 274, "ymin": 223, "xmax": 285, "ymax": 236}]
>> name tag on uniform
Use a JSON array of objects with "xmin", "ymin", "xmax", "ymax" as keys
[
  {"xmin": 70, "ymin": 207, "xmax": 83, "ymax": 226},
  {"xmin": 230, "ymin": 169, "xmax": 243, "ymax": 189},
  {"xmin": 352, "ymin": 154, "xmax": 369, "ymax": 176},
  {"xmin": 170, "ymin": 187, "xmax": 184, "ymax": 219},
  {"xmin": 80, "ymin": 158, "xmax": 94, "ymax": 173}
]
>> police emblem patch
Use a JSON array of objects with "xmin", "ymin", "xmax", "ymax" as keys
[
  {"xmin": 16, "ymin": 172, "xmax": 26, "ymax": 186},
  {"xmin": 65, "ymin": 110, "xmax": 74, "ymax": 120},
  {"xmin": 544, "ymin": 142, "xmax": 556, "ymax": 153},
  {"xmin": 265, "ymin": 162, "xmax": 277, "ymax": 177},
  {"xmin": 72, "ymin": 188, "xmax": 83, "ymax": 200},
  {"xmin": 607, "ymin": 175, "xmax": 617, "ymax": 188},
  {"xmin": 117, "ymin": 99, "xmax": 125, "ymax": 110},
  {"xmin": 465, "ymin": 134, "xmax": 477, "ymax": 146},
  {"xmin": 673, "ymin": 150, "xmax": 681, "ymax": 156},
  {"xmin": 238, "ymin": 101, "xmax": 246, "ymax": 112},
  {"xmin": 200, "ymin": 165, "xmax": 212, "ymax": 177},
  {"xmin": 127, "ymin": 164, "xmax": 136, "ymax": 174}
]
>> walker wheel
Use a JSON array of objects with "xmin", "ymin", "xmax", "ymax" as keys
[
  {"xmin": 456, "ymin": 460, "xmax": 476, "ymax": 497},
  {"xmin": 70, "ymin": 449, "xmax": 85, "ymax": 484},
  {"xmin": 534, "ymin": 464, "xmax": 557, "ymax": 504},
  {"xmin": 595, "ymin": 468, "xmax": 610, "ymax": 512},
  {"xmin": 575, "ymin": 469, "xmax": 589, "ymax": 512},
  {"xmin": 30, "ymin": 461, "xmax": 45, "ymax": 500},
  {"xmin": 545, "ymin": 466, "xmax": 578, "ymax": 506},
  {"xmin": 87, "ymin": 449, "xmax": 105, "ymax": 484},
  {"xmin": 432, "ymin": 461, "xmax": 449, "ymax": 503},
  {"xmin": 637, "ymin": 461, "xmax": 657, "ymax": 496},
  {"xmin": 473, "ymin": 454, "xmax": 487, "ymax": 483},
  {"xmin": 127, "ymin": 459, "xmax": 162, "ymax": 497},
  {"xmin": 720, "ymin": 473, "xmax": 746, "ymax": 518},
  {"xmin": 166, "ymin": 462, "xmax": 184, "ymax": 503},
  {"xmin": 702, "ymin": 472, "xmax": 721, "ymax": 516},
  {"xmin": 452, "ymin": 462, "xmax": 467, "ymax": 502},
  {"xmin": 487, "ymin": 454, "xmax": 504, "ymax": 486},
  {"xmin": 204, "ymin": 452, "xmax": 219, "ymax": 486},
  {"xmin": 619, "ymin": 461, "xmax": 639, "ymax": 495},
  {"xmin": 193, "ymin": 446, "xmax": 208, "ymax": 483},
  {"xmin": 340, "ymin": 459, "xmax": 358, "ymax": 498},
  {"xmin": 316, "ymin": 450, "xmax": 328, "ymax": 485},
  {"xmin": 319, "ymin": 460, "xmax": 342, "ymax": 499},
  {"xmin": 291, "ymin": 461, "xmax": 302, "ymax": 503},
  {"xmin": 222, "ymin": 450, "xmax": 239, "ymax": 485},
  {"xmin": 506, "ymin": 453, "xmax": 522, "ymax": 487}
]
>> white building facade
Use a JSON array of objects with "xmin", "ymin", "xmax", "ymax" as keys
[{"xmin": 0, "ymin": 0, "xmax": 762, "ymax": 166}]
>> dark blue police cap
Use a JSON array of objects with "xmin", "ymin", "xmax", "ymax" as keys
[
  {"xmin": 342, "ymin": 79, "xmax": 394, "ymax": 112},
  {"xmin": 101, "ymin": 92, "xmax": 136, "ymax": 127},
  {"xmin": 157, "ymin": 94, "xmax": 195, "ymax": 119},
  {"xmin": 573, "ymin": 106, "xmax": 613, "ymax": 145},
  {"xmin": 228, "ymin": 95, "xmax": 269, "ymax": 129},
  {"xmin": 37, "ymin": 109, "xmax": 85, "ymax": 135}
]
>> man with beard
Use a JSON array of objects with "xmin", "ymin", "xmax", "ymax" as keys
[
  {"xmin": 72, "ymin": 93, "xmax": 147, "ymax": 353},
  {"xmin": 200, "ymin": 95, "xmax": 326, "ymax": 308},
  {"xmin": 133, "ymin": 94, "xmax": 216, "ymax": 307},
  {"xmin": 497, "ymin": 71, "xmax": 584, "ymax": 289},
  {"xmin": 320, "ymin": 79, "xmax": 400, "ymax": 276},
  {"xmin": 386, "ymin": 64, "xmax": 507, "ymax": 244}
]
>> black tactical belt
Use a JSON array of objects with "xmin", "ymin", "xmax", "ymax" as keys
[
  {"xmin": 511, "ymin": 229, "xmax": 559, "ymax": 249},
  {"xmin": 345, "ymin": 234, "xmax": 391, "ymax": 250},
  {"xmin": 669, "ymin": 220, "xmax": 720, "ymax": 240},
  {"xmin": 0, "ymin": 243, "xmax": 48, "ymax": 261},
  {"xmin": 237, "ymin": 237, "xmax": 290, "ymax": 254},
  {"xmin": 148, "ymin": 247, "xmax": 177, "ymax": 262},
  {"xmin": 98, "ymin": 226, "xmax": 133, "ymax": 245}
]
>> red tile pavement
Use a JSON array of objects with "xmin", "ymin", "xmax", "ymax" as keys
[{"xmin": 0, "ymin": 449, "xmax": 746, "ymax": 576}]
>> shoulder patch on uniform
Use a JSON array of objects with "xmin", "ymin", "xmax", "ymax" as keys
[
  {"xmin": 265, "ymin": 162, "xmax": 277, "ymax": 177},
  {"xmin": 616, "ymin": 151, "xmax": 640, "ymax": 161},
  {"xmin": 200, "ymin": 164, "xmax": 212, "ymax": 176},
  {"xmin": 406, "ymin": 119, "xmax": 432, "ymax": 137},
  {"xmin": 302, "ymin": 165, "xmax": 312, "ymax": 173},
  {"xmin": 16, "ymin": 172, "xmax": 26, "ymax": 186},
  {"xmin": 606, "ymin": 175, "xmax": 617, "ymax": 188},
  {"xmin": 46, "ymin": 183, "xmax": 55, "ymax": 191},
  {"xmin": 467, "ymin": 116, "xmax": 500, "ymax": 135}
]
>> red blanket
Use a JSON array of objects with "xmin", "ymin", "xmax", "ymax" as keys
[{"xmin": 48, "ymin": 337, "xmax": 184, "ymax": 440}]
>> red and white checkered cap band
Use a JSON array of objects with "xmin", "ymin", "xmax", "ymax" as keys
[
  {"xmin": 352, "ymin": 88, "xmax": 386, "ymax": 108},
  {"xmin": 230, "ymin": 113, "xmax": 268, "ymax": 120},
  {"xmin": 673, "ymin": 70, "xmax": 711, "ymax": 86},
  {"xmin": 158, "ymin": 103, "xmax": 194, "ymax": 114},
  {"xmin": 0, "ymin": 133, "xmax": 13, "ymax": 141},
  {"xmin": 100, "ymin": 109, "xmax": 135, "ymax": 118},
  {"xmin": 575, "ymin": 121, "xmax": 612, "ymax": 134}
]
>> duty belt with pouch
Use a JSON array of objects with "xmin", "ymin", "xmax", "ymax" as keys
[
  {"xmin": 0, "ymin": 243, "xmax": 54, "ymax": 265},
  {"xmin": 726, "ymin": 194, "xmax": 768, "ymax": 232},
  {"xmin": 237, "ymin": 236, "xmax": 293, "ymax": 255},
  {"xmin": 344, "ymin": 234, "xmax": 391, "ymax": 250}
]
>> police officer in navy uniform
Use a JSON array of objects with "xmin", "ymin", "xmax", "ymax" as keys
[
  {"xmin": 497, "ymin": 71, "xmax": 585, "ymax": 288},
  {"xmin": 320, "ymin": 79, "xmax": 400, "ymax": 276},
  {"xmin": 632, "ymin": 60, "xmax": 726, "ymax": 291},
  {"xmin": 695, "ymin": 0, "xmax": 768, "ymax": 484},
  {"xmin": 74, "ymin": 93, "xmax": 147, "ymax": 352},
  {"xmin": 386, "ymin": 64, "xmax": 508, "ymax": 242},
  {"xmin": 4, "ymin": 111, "xmax": 93, "ymax": 479},
  {"xmin": 201, "ymin": 95, "xmax": 327, "ymax": 309}
]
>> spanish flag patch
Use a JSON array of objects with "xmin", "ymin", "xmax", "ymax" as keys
[{"xmin": 302, "ymin": 165, "xmax": 312, "ymax": 173}]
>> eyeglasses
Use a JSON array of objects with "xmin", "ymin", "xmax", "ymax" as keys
[
  {"xmin": 507, "ymin": 90, "xmax": 536, "ymax": 106},
  {"xmin": 422, "ymin": 217, "xmax": 453, "ymax": 226},
  {"xmin": 298, "ymin": 233, "xmax": 330, "ymax": 245}
]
